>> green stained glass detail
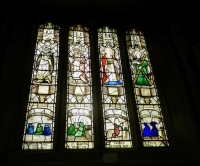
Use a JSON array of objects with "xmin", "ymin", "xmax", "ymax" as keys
[
  {"xmin": 22, "ymin": 23, "xmax": 60, "ymax": 150},
  {"xmin": 67, "ymin": 124, "xmax": 76, "ymax": 135},
  {"xmin": 34, "ymin": 123, "xmax": 43, "ymax": 135},
  {"xmin": 75, "ymin": 122, "xmax": 86, "ymax": 136},
  {"xmin": 126, "ymin": 29, "xmax": 169, "ymax": 147}
]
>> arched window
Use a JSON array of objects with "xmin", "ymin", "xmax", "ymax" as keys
[{"xmin": 22, "ymin": 23, "xmax": 169, "ymax": 150}]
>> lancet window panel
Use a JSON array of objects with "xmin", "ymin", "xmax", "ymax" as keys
[
  {"xmin": 125, "ymin": 29, "xmax": 169, "ymax": 147},
  {"xmin": 22, "ymin": 23, "xmax": 60, "ymax": 150},
  {"xmin": 98, "ymin": 27, "xmax": 133, "ymax": 148},
  {"xmin": 66, "ymin": 24, "xmax": 94, "ymax": 149}
]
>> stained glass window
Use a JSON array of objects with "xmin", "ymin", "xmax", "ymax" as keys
[
  {"xmin": 66, "ymin": 24, "xmax": 94, "ymax": 149},
  {"xmin": 22, "ymin": 24, "xmax": 169, "ymax": 150},
  {"xmin": 22, "ymin": 23, "xmax": 60, "ymax": 150},
  {"xmin": 98, "ymin": 27, "xmax": 132, "ymax": 148},
  {"xmin": 125, "ymin": 29, "xmax": 169, "ymax": 147}
]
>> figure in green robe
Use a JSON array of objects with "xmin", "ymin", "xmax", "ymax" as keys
[
  {"xmin": 67, "ymin": 124, "xmax": 76, "ymax": 135},
  {"xmin": 34, "ymin": 123, "xmax": 43, "ymax": 135},
  {"xmin": 75, "ymin": 122, "xmax": 85, "ymax": 136},
  {"xmin": 132, "ymin": 53, "xmax": 152, "ymax": 86}
]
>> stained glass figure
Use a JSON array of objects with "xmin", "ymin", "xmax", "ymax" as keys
[
  {"xmin": 66, "ymin": 24, "xmax": 94, "ymax": 149},
  {"xmin": 26, "ymin": 123, "xmax": 34, "ymax": 134},
  {"xmin": 98, "ymin": 26, "xmax": 132, "ymax": 148},
  {"xmin": 142, "ymin": 122, "xmax": 150, "ymax": 137},
  {"xmin": 126, "ymin": 29, "xmax": 169, "ymax": 147},
  {"xmin": 43, "ymin": 123, "xmax": 51, "ymax": 135},
  {"xmin": 22, "ymin": 23, "xmax": 60, "ymax": 150}
]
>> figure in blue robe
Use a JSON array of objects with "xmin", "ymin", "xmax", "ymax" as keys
[
  {"xmin": 142, "ymin": 122, "xmax": 150, "ymax": 137},
  {"xmin": 42, "ymin": 123, "xmax": 51, "ymax": 135},
  {"xmin": 26, "ymin": 123, "xmax": 34, "ymax": 134},
  {"xmin": 150, "ymin": 122, "xmax": 158, "ymax": 136}
]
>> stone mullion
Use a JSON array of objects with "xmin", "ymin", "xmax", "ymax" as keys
[
  {"xmin": 117, "ymin": 27, "xmax": 143, "ymax": 148},
  {"xmin": 53, "ymin": 21, "xmax": 68, "ymax": 150},
  {"xmin": 90, "ymin": 23, "xmax": 105, "ymax": 149}
]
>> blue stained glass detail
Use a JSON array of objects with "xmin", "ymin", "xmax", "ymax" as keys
[
  {"xmin": 142, "ymin": 122, "xmax": 159, "ymax": 137},
  {"xmin": 142, "ymin": 122, "xmax": 150, "ymax": 137},
  {"xmin": 42, "ymin": 123, "xmax": 51, "ymax": 135},
  {"xmin": 105, "ymin": 81, "xmax": 122, "ymax": 85},
  {"xmin": 26, "ymin": 123, "xmax": 34, "ymax": 134},
  {"xmin": 150, "ymin": 122, "xmax": 158, "ymax": 136}
]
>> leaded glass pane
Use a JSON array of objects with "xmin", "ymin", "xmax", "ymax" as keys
[
  {"xmin": 65, "ymin": 24, "xmax": 94, "ymax": 149},
  {"xmin": 126, "ymin": 29, "xmax": 169, "ymax": 147},
  {"xmin": 22, "ymin": 23, "xmax": 60, "ymax": 150},
  {"xmin": 98, "ymin": 27, "xmax": 132, "ymax": 148}
]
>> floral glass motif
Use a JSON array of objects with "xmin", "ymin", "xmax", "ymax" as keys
[
  {"xmin": 66, "ymin": 24, "xmax": 93, "ymax": 149},
  {"xmin": 126, "ymin": 29, "xmax": 169, "ymax": 147},
  {"xmin": 22, "ymin": 23, "xmax": 60, "ymax": 150},
  {"xmin": 98, "ymin": 27, "xmax": 132, "ymax": 148}
]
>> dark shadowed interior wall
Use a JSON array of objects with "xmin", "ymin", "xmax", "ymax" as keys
[{"xmin": 0, "ymin": 0, "xmax": 200, "ymax": 165}]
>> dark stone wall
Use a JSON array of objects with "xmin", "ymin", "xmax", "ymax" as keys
[{"xmin": 0, "ymin": 0, "xmax": 200, "ymax": 165}]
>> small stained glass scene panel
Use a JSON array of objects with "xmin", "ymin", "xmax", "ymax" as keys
[
  {"xmin": 66, "ymin": 24, "xmax": 94, "ymax": 149},
  {"xmin": 126, "ymin": 29, "xmax": 169, "ymax": 147},
  {"xmin": 98, "ymin": 27, "xmax": 132, "ymax": 148},
  {"xmin": 22, "ymin": 23, "xmax": 60, "ymax": 150}
]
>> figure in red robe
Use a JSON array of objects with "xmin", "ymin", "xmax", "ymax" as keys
[{"xmin": 101, "ymin": 48, "xmax": 122, "ymax": 85}]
